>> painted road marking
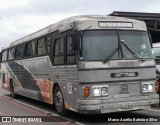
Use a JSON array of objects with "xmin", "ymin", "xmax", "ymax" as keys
[{"xmin": 0, "ymin": 94, "xmax": 84, "ymax": 125}]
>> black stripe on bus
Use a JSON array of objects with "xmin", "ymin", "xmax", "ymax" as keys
[
  {"xmin": 78, "ymin": 66, "xmax": 155, "ymax": 71},
  {"xmin": 8, "ymin": 61, "xmax": 44, "ymax": 101}
]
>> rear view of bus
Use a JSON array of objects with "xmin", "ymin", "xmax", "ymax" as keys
[{"xmin": 72, "ymin": 16, "xmax": 159, "ymax": 114}]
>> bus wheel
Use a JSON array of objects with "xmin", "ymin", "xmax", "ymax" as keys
[
  {"xmin": 54, "ymin": 85, "xmax": 66, "ymax": 115},
  {"xmin": 10, "ymin": 83, "xmax": 17, "ymax": 99}
]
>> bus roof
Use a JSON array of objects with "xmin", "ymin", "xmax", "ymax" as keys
[{"xmin": 9, "ymin": 15, "xmax": 147, "ymax": 48}]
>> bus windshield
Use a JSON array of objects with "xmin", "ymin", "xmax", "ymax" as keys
[{"xmin": 81, "ymin": 30, "xmax": 153, "ymax": 61}]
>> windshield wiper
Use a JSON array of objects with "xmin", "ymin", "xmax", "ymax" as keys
[
  {"xmin": 103, "ymin": 48, "xmax": 119, "ymax": 63},
  {"xmin": 103, "ymin": 40, "xmax": 144, "ymax": 63},
  {"xmin": 103, "ymin": 31, "xmax": 124, "ymax": 63},
  {"xmin": 120, "ymin": 40, "xmax": 144, "ymax": 61}
]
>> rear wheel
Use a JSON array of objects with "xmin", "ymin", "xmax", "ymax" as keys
[
  {"xmin": 54, "ymin": 85, "xmax": 66, "ymax": 115},
  {"xmin": 10, "ymin": 82, "xmax": 17, "ymax": 99}
]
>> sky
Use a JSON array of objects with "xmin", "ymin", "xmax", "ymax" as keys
[{"xmin": 0, "ymin": 0, "xmax": 160, "ymax": 50}]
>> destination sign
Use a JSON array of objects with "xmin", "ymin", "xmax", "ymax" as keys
[
  {"xmin": 99, "ymin": 22, "xmax": 133, "ymax": 28},
  {"xmin": 111, "ymin": 72, "xmax": 138, "ymax": 78}
]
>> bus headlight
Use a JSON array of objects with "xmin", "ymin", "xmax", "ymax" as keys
[
  {"xmin": 93, "ymin": 88, "xmax": 101, "ymax": 96},
  {"xmin": 92, "ymin": 86, "xmax": 108, "ymax": 96},
  {"xmin": 142, "ymin": 84, "xmax": 148, "ymax": 92},
  {"xmin": 148, "ymin": 84, "xmax": 153, "ymax": 92},
  {"xmin": 142, "ymin": 82, "xmax": 154, "ymax": 93},
  {"xmin": 101, "ymin": 87, "xmax": 108, "ymax": 95}
]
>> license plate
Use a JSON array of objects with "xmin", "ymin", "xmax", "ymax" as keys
[{"xmin": 121, "ymin": 103, "xmax": 133, "ymax": 109}]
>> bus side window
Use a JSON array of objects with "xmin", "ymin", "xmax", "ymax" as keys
[
  {"xmin": 38, "ymin": 38, "xmax": 46, "ymax": 56},
  {"xmin": 15, "ymin": 45, "xmax": 24, "ymax": 59},
  {"xmin": 25, "ymin": 41, "xmax": 36, "ymax": 57},
  {"xmin": 25, "ymin": 42, "xmax": 32, "ymax": 57},
  {"xmin": 31, "ymin": 41, "xmax": 36, "ymax": 56},
  {"xmin": 8, "ymin": 48, "xmax": 15, "ymax": 60},
  {"xmin": 54, "ymin": 38, "xmax": 64, "ymax": 65},
  {"xmin": 2, "ymin": 50, "xmax": 8, "ymax": 62},
  {"xmin": 66, "ymin": 35, "xmax": 76, "ymax": 64}
]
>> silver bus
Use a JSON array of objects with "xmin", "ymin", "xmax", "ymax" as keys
[{"xmin": 0, "ymin": 15, "xmax": 159, "ymax": 115}]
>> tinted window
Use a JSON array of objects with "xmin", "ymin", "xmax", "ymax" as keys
[
  {"xmin": 55, "ymin": 38, "xmax": 64, "ymax": 55},
  {"xmin": 82, "ymin": 30, "xmax": 118, "ymax": 60},
  {"xmin": 54, "ymin": 38, "xmax": 64, "ymax": 64},
  {"xmin": 38, "ymin": 38, "xmax": 46, "ymax": 55},
  {"xmin": 15, "ymin": 45, "xmax": 24, "ymax": 59},
  {"xmin": 31, "ymin": 41, "xmax": 36, "ymax": 56},
  {"xmin": 25, "ymin": 42, "xmax": 32, "ymax": 57},
  {"xmin": 81, "ymin": 30, "xmax": 152, "ymax": 61},
  {"xmin": 8, "ymin": 48, "xmax": 15, "ymax": 60},
  {"xmin": 2, "ymin": 50, "xmax": 8, "ymax": 61},
  {"xmin": 25, "ymin": 41, "xmax": 36, "ymax": 57},
  {"xmin": 119, "ymin": 31, "xmax": 153, "ymax": 59},
  {"xmin": 66, "ymin": 35, "xmax": 76, "ymax": 64}
]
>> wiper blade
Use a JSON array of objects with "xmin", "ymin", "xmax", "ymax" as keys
[
  {"xmin": 103, "ymin": 31, "xmax": 123, "ymax": 63},
  {"xmin": 103, "ymin": 48, "xmax": 119, "ymax": 63},
  {"xmin": 121, "ymin": 40, "xmax": 144, "ymax": 61}
]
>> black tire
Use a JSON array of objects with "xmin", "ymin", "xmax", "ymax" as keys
[
  {"xmin": 54, "ymin": 85, "xmax": 66, "ymax": 115},
  {"xmin": 10, "ymin": 82, "xmax": 17, "ymax": 99}
]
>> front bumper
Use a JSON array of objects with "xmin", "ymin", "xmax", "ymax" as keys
[{"xmin": 77, "ymin": 94, "xmax": 159, "ymax": 114}]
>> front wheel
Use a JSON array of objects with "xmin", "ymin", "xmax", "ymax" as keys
[{"xmin": 54, "ymin": 85, "xmax": 66, "ymax": 115}]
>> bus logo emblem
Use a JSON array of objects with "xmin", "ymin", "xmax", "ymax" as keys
[
  {"xmin": 111, "ymin": 72, "xmax": 138, "ymax": 78},
  {"xmin": 120, "ymin": 84, "xmax": 129, "ymax": 93}
]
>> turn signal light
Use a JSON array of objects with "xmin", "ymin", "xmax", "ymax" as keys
[
  {"xmin": 84, "ymin": 92, "xmax": 90, "ymax": 97},
  {"xmin": 84, "ymin": 86, "xmax": 90, "ymax": 97}
]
